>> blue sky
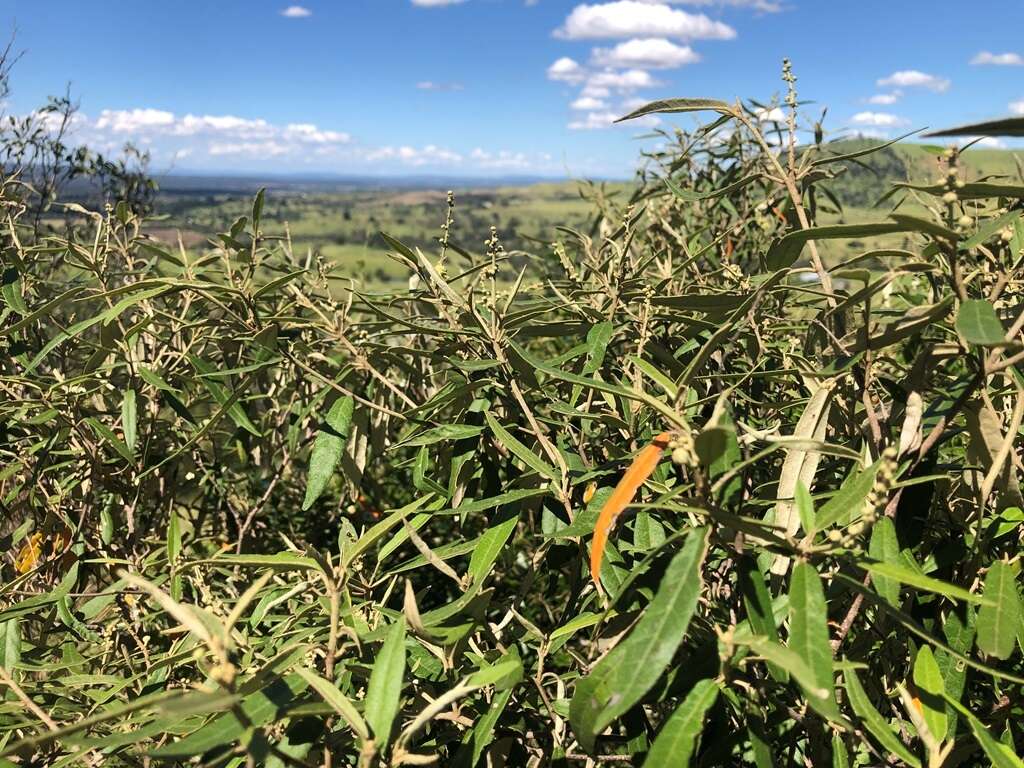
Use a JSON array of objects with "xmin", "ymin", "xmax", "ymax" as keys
[{"xmin": 4, "ymin": 0, "xmax": 1024, "ymax": 178}]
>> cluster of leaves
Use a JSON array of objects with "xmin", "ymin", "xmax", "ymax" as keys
[{"xmin": 3, "ymin": 76, "xmax": 1024, "ymax": 766}]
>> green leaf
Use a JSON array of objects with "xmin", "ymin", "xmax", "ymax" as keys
[
  {"xmin": 944, "ymin": 694, "xmax": 1024, "ymax": 768},
  {"xmin": 642, "ymin": 679, "xmax": 720, "ymax": 768},
  {"xmin": 121, "ymin": 389, "xmax": 137, "ymax": 452},
  {"xmin": 302, "ymin": 396, "xmax": 355, "ymax": 510},
  {"xmin": 869, "ymin": 517, "xmax": 901, "ymax": 607},
  {"xmin": 816, "ymin": 459, "xmax": 882, "ymax": 530},
  {"xmin": 86, "ymin": 418, "xmax": 134, "ymax": 462},
  {"xmin": 977, "ymin": 561, "xmax": 1021, "ymax": 660},
  {"xmin": 467, "ymin": 514, "xmax": 518, "ymax": 586},
  {"xmin": 364, "ymin": 617, "xmax": 407, "ymax": 749},
  {"xmin": 738, "ymin": 559, "xmax": 787, "ymax": 683},
  {"xmin": 148, "ymin": 674, "xmax": 308, "ymax": 758},
  {"xmin": 913, "ymin": 646, "xmax": 947, "ymax": 742},
  {"xmin": 924, "ymin": 117, "xmax": 1024, "ymax": 138},
  {"xmin": 190, "ymin": 356, "xmax": 261, "ymax": 437},
  {"xmin": 795, "ymin": 482, "xmax": 816, "ymax": 536},
  {"xmin": 293, "ymin": 667, "xmax": 369, "ymax": 742},
  {"xmin": 864, "ymin": 561, "xmax": 990, "ymax": 606},
  {"xmin": 788, "ymin": 562, "xmax": 840, "ymax": 722},
  {"xmin": 956, "ymin": 299, "xmax": 1006, "ymax": 347},
  {"xmin": 616, "ymin": 97, "xmax": 736, "ymax": 123},
  {"xmin": 484, "ymin": 412, "xmax": 559, "ymax": 481},
  {"xmin": 844, "ymin": 670, "xmax": 921, "ymax": 768},
  {"xmin": 766, "ymin": 223, "xmax": 915, "ymax": 271},
  {"xmin": 399, "ymin": 423, "xmax": 484, "ymax": 448},
  {"xmin": 0, "ymin": 619, "xmax": 20, "ymax": 671},
  {"xmin": 570, "ymin": 527, "xmax": 709, "ymax": 753}
]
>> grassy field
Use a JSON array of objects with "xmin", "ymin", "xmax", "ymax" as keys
[{"xmin": 148, "ymin": 139, "xmax": 1022, "ymax": 284}]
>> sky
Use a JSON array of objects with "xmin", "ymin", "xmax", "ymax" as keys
[{"xmin": 3, "ymin": 0, "xmax": 1024, "ymax": 179}]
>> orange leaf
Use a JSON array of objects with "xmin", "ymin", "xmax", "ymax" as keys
[
  {"xmin": 14, "ymin": 532, "xmax": 43, "ymax": 575},
  {"xmin": 590, "ymin": 432, "xmax": 673, "ymax": 586}
]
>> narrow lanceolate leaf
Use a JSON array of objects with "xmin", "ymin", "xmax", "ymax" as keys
[
  {"xmin": 924, "ymin": 116, "xmax": 1024, "ymax": 138},
  {"xmin": 643, "ymin": 679, "xmax": 720, "ymax": 767},
  {"xmin": 0, "ymin": 619, "xmax": 20, "ymax": 671},
  {"xmin": 788, "ymin": 562, "xmax": 841, "ymax": 722},
  {"xmin": 484, "ymin": 411, "xmax": 559, "ymax": 481},
  {"xmin": 944, "ymin": 694, "xmax": 1024, "ymax": 768},
  {"xmin": 293, "ymin": 667, "xmax": 369, "ymax": 742},
  {"xmin": 869, "ymin": 517, "xmax": 901, "ymax": 607},
  {"xmin": 302, "ymin": 396, "xmax": 354, "ymax": 511},
  {"xmin": 121, "ymin": 389, "xmax": 137, "ymax": 452},
  {"xmin": 815, "ymin": 459, "xmax": 882, "ymax": 530},
  {"xmin": 844, "ymin": 670, "xmax": 921, "ymax": 768},
  {"xmin": 913, "ymin": 646, "xmax": 947, "ymax": 743},
  {"xmin": 590, "ymin": 432, "xmax": 673, "ymax": 585},
  {"xmin": 977, "ymin": 561, "xmax": 1021, "ymax": 660},
  {"xmin": 467, "ymin": 514, "xmax": 518, "ymax": 586},
  {"xmin": 771, "ymin": 383, "xmax": 834, "ymax": 575},
  {"xmin": 616, "ymin": 97, "xmax": 736, "ymax": 123},
  {"xmin": 766, "ymin": 223, "xmax": 915, "ymax": 271},
  {"xmin": 738, "ymin": 558, "xmax": 787, "ymax": 683},
  {"xmin": 364, "ymin": 617, "xmax": 407, "ymax": 750},
  {"xmin": 571, "ymin": 527, "xmax": 709, "ymax": 753},
  {"xmin": 863, "ymin": 561, "xmax": 990, "ymax": 606},
  {"xmin": 570, "ymin": 321, "xmax": 614, "ymax": 407},
  {"xmin": 190, "ymin": 355, "xmax": 261, "ymax": 437},
  {"xmin": 956, "ymin": 299, "xmax": 1006, "ymax": 346}
]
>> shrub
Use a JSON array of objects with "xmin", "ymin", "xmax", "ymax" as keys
[{"xmin": 2, "ymin": 73, "xmax": 1024, "ymax": 767}]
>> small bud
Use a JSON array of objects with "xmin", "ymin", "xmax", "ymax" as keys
[
  {"xmin": 827, "ymin": 529, "xmax": 843, "ymax": 543},
  {"xmin": 671, "ymin": 447, "xmax": 690, "ymax": 466},
  {"xmin": 942, "ymin": 191, "xmax": 958, "ymax": 204},
  {"xmin": 958, "ymin": 215, "xmax": 973, "ymax": 229}
]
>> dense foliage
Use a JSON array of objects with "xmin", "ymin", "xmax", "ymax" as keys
[{"xmin": 3, "ymin": 71, "xmax": 1024, "ymax": 767}]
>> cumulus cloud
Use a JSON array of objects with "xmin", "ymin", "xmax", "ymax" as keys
[
  {"xmin": 970, "ymin": 51, "xmax": 1023, "ymax": 66},
  {"xmin": 756, "ymin": 106, "xmax": 785, "ymax": 121},
  {"xmin": 365, "ymin": 144, "xmax": 463, "ymax": 165},
  {"xmin": 280, "ymin": 5, "xmax": 312, "ymax": 17},
  {"xmin": 586, "ymin": 68, "xmax": 660, "ymax": 91},
  {"xmin": 95, "ymin": 108, "xmax": 175, "ymax": 132},
  {"xmin": 568, "ymin": 108, "xmax": 659, "ymax": 130},
  {"xmin": 851, "ymin": 111, "xmax": 908, "ymax": 127},
  {"xmin": 556, "ymin": 2, "xmax": 736, "ymax": 41},
  {"xmin": 1010, "ymin": 100, "xmax": 1024, "ymax": 115},
  {"xmin": 547, "ymin": 57, "xmax": 586, "ymax": 84},
  {"xmin": 867, "ymin": 92, "xmax": 901, "ymax": 105},
  {"xmin": 571, "ymin": 95, "xmax": 609, "ymax": 110},
  {"xmin": 652, "ymin": 0, "xmax": 782, "ymax": 10},
  {"xmin": 959, "ymin": 136, "xmax": 1007, "ymax": 148},
  {"xmin": 877, "ymin": 70, "xmax": 950, "ymax": 93},
  {"xmin": 591, "ymin": 37, "xmax": 700, "ymax": 69}
]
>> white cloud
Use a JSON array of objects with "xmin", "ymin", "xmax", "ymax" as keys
[
  {"xmin": 652, "ymin": 0, "xmax": 781, "ymax": 10},
  {"xmin": 591, "ymin": 37, "xmax": 700, "ymax": 69},
  {"xmin": 571, "ymin": 95, "xmax": 609, "ymax": 110},
  {"xmin": 209, "ymin": 141, "xmax": 290, "ymax": 157},
  {"xmin": 568, "ymin": 110, "xmax": 621, "ymax": 130},
  {"xmin": 581, "ymin": 83, "xmax": 612, "ymax": 98},
  {"xmin": 95, "ymin": 108, "xmax": 175, "ymax": 132},
  {"xmin": 1010, "ymin": 100, "xmax": 1024, "ymax": 115},
  {"xmin": 877, "ymin": 70, "xmax": 950, "ymax": 93},
  {"xmin": 586, "ymin": 68, "xmax": 660, "ymax": 91},
  {"xmin": 547, "ymin": 56, "xmax": 586, "ymax": 83},
  {"xmin": 851, "ymin": 111, "xmax": 908, "ymax": 127},
  {"xmin": 756, "ymin": 106, "xmax": 785, "ymax": 121},
  {"xmin": 556, "ymin": 2, "xmax": 736, "ymax": 41},
  {"xmin": 416, "ymin": 81, "xmax": 465, "ymax": 91},
  {"xmin": 469, "ymin": 148, "xmax": 535, "ymax": 169},
  {"xmin": 867, "ymin": 92, "xmax": 901, "ymax": 105},
  {"xmin": 411, "ymin": 0, "xmax": 468, "ymax": 5},
  {"xmin": 284, "ymin": 123, "xmax": 351, "ymax": 144},
  {"xmin": 365, "ymin": 144, "xmax": 464, "ymax": 166},
  {"xmin": 971, "ymin": 51, "xmax": 1024, "ymax": 66},
  {"xmin": 280, "ymin": 5, "xmax": 312, "ymax": 17}
]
